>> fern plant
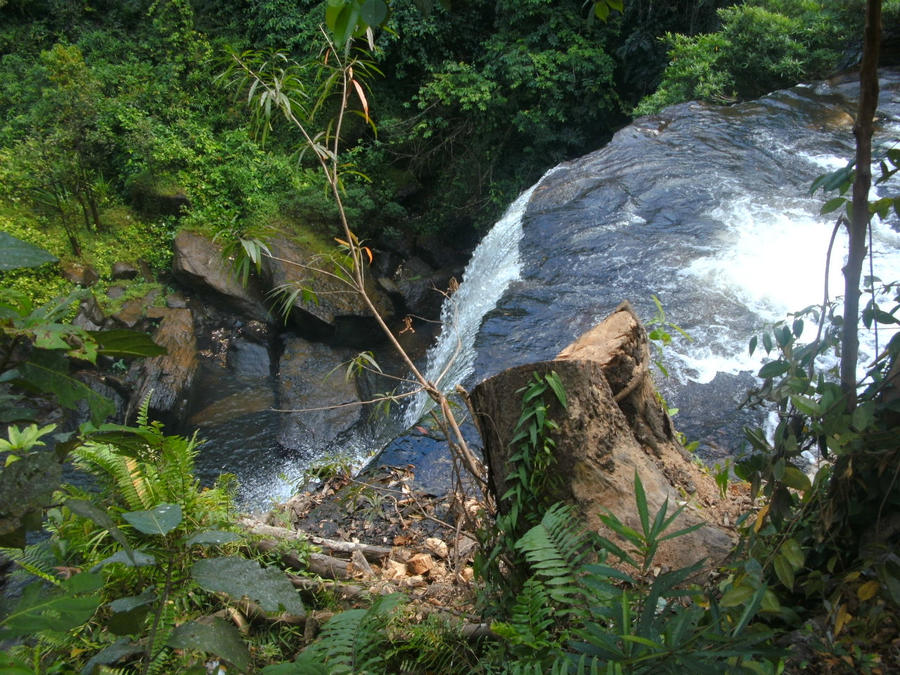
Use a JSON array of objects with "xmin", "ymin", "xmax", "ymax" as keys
[
  {"xmin": 489, "ymin": 478, "xmax": 784, "ymax": 674},
  {"xmin": 262, "ymin": 594, "xmax": 405, "ymax": 674},
  {"xmin": 476, "ymin": 370, "xmax": 568, "ymax": 615}
]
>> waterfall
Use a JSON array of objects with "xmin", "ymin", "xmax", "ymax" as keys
[{"xmin": 402, "ymin": 170, "xmax": 556, "ymax": 427}]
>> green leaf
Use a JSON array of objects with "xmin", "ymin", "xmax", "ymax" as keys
[
  {"xmin": 122, "ymin": 503, "xmax": 182, "ymax": 536},
  {"xmin": 360, "ymin": 0, "xmax": 387, "ymax": 27},
  {"xmin": 91, "ymin": 330, "xmax": 167, "ymax": 358},
  {"xmin": 781, "ymin": 466, "xmax": 811, "ymax": 492},
  {"xmin": 16, "ymin": 349, "xmax": 115, "ymax": 426},
  {"xmin": 820, "ymin": 197, "xmax": 846, "ymax": 214},
  {"xmin": 720, "ymin": 583, "xmax": 755, "ymax": 607},
  {"xmin": 167, "ymin": 619, "xmax": 250, "ymax": 672},
  {"xmin": 0, "ymin": 574, "xmax": 102, "ymax": 636},
  {"xmin": 633, "ymin": 471, "xmax": 650, "ymax": 538},
  {"xmin": 186, "ymin": 530, "xmax": 241, "ymax": 546},
  {"xmin": 0, "ymin": 232, "xmax": 58, "ymax": 270},
  {"xmin": 90, "ymin": 549, "xmax": 156, "ymax": 572},
  {"xmin": 789, "ymin": 395, "xmax": 819, "ymax": 417},
  {"xmin": 758, "ymin": 361, "xmax": 790, "ymax": 379},
  {"xmin": 781, "ymin": 538, "xmax": 805, "ymax": 570},
  {"xmin": 545, "ymin": 371, "xmax": 567, "ymax": 408},
  {"xmin": 108, "ymin": 589, "xmax": 156, "ymax": 635},
  {"xmin": 109, "ymin": 589, "xmax": 157, "ymax": 614},
  {"xmin": 192, "ymin": 557, "xmax": 305, "ymax": 615},
  {"xmin": 80, "ymin": 638, "xmax": 143, "ymax": 675},
  {"xmin": 773, "ymin": 554, "xmax": 795, "ymax": 590},
  {"xmin": 66, "ymin": 498, "xmax": 134, "ymax": 559}
]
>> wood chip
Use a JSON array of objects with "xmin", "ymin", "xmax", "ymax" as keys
[
  {"xmin": 424, "ymin": 537, "xmax": 449, "ymax": 559},
  {"xmin": 407, "ymin": 553, "xmax": 435, "ymax": 576}
]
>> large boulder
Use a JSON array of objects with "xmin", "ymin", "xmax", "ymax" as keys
[
  {"xmin": 172, "ymin": 231, "xmax": 270, "ymax": 322},
  {"xmin": 262, "ymin": 236, "xmax": 395, "ymax": 340},
  {"xmin": 127, "ymin": 307, "xmax": 199, "ymax": 425},
  {"xmin": 276, "ymin": 335, "xmax": 362, "ymax": 453},
  {"xmin": 470, "ymin": 302, "xmax": 738, "ymax": 571}
]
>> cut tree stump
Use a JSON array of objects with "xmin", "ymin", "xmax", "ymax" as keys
[{"xmin": 470, "ymin": 302, "xmax": 738, "ymax": 571}]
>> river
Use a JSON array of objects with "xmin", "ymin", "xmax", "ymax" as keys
[{"xmin": 195, "ymin": 69, "xmax": 900, "ymax": 509}]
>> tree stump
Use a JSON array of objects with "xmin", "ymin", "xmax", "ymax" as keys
[{"xmin": 470, "ymin": 302, "xmax": 738, "ymax": 571}]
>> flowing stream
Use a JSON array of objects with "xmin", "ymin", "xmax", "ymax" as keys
[
  {"xmin": 406, "ymin": 69, "xmax": 900, "ymax": 465},
  {"xmin": 194, "ymin": 70, "xmax": 900, "ymax": 509}
]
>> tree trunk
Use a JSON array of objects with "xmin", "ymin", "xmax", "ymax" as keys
[
  {"xmin": 470, "ymin": 302, "xmax": 739, "ymax": 571},
  {"xmin": 842, "ymin": 0, "xmax": 882, "ymax": 409}
]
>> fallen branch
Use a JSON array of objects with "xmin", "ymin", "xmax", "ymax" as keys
[
  {"xmin": 249, "ymin": 537, "xmax": 352, "ymax": 580},
  {"xmin": 240, "ymin": 517, "xmax": 393, "ymax": 563}
]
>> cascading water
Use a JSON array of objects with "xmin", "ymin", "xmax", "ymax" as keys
[
  {"xmin": 192, "ymin": 70, "xmax": 899, "ymax": 508},
  {"xmin": 414, "ymin": 69, "xmax": 900, "ymax": 463},
  {"xmin": 402, "ymin": 174, "xmax": 557, "ymax": 427}
]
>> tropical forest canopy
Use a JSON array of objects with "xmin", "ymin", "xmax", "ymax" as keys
[{"xmin": 1, "ymin": 0, "xmax": 894, "ymax": 291}]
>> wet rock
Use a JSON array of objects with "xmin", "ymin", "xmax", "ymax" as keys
[
  {"xmin": 261, "ymin": 236, "xmax": 395, "ymax": 339},
  {"xmin": 60, "ymin": 261, "xmax": 99, "ymax": 286},
  {"xmin": 111, "ymin": 288, "xmax": 161, "ymax": 329},
  {"xmin": 172, "ymin": 230, "xmax": 270, "ymax": 323},
  {"xmin": 227, "ymin": 339, "xmax": 271, "ymax": 378},
  {"xmin": 188, "ymin": 386, "xmax": 275, "ymax": 427},
  {"xmin": 166, "ymin": 292, "xmax": 188, "ymax": 309},
  {"xmin": 238, "ymin": 319, "xmax": 270, "ymax": 344},
  {"xmin": 381, "ymin": 256, "xmax": 453, "ymax": 320},
  {"xmin": 111, "ymin": 261, "xmax": 139, "ymax": 280},
  {"xmin": 276, "ymin": 335, "xmax": 361, "ymax": 453},
  {"xmin": 127, "ymin": 307, "xmax": 198, "ymax": 425},
  {"xmin": 72, "ymin": 294, "xmax": 106, "ymax": 331}
]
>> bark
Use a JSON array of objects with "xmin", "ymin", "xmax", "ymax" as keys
[
  {"xmin": 470, "ymin": 302, "xmax": 738, "ymax": 571},
  {"xmin": 842, "ymin": 0, "xmax": 882, "ymax": 408}
]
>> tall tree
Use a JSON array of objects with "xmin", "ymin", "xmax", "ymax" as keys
[{"xmin": 842, "ymin": 0, "xmax": 882, "ymax": 408}]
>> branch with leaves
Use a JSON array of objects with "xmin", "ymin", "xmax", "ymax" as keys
[{"xmin": 218, "ymin": 35, "xmax": 487, "ymax": 495}]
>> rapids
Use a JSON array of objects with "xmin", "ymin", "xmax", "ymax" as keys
[{"xmin": 193, "ymin": 70, "xmax": 900, "ymax": 508}]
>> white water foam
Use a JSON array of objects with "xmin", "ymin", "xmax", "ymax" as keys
[
  {"xmin": 403, "ymin": 171, "xmax": 557, "ymax": 426},
  {"xmin": 679, "ymin": 185, "xmax": 900, "ymax": 385}
]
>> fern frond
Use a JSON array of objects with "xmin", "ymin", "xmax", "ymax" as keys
[
  {"xmin": 156, "ymin": 431, "xmax": 199, "ymax": 510},
  {"xmin": 303, "ymin": 593, "xmax": 403, "ymax": 673},
  {"xmin": 493, "ymin": 578, "xmax": 556, "ymax": 653},
  {"xmin": 73, "ymin": 443, "xmax": 151, "ymax": 511},
  {"xmin": 0, "ymin": 540, "xmax": 62, "ymax": 585},
  {"xmin": 515, "ymin": 503, "xmax": 591, "ymax": 613},
  {"xmin": 145, "ymin": 600, "xmax": 177, "ymax": 675}
]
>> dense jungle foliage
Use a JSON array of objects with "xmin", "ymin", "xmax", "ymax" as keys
[
  {"xmin": 1, "ymin": 0, "xmax": 890, "ymax": 274},
  {"xmin": 1, "ymin": 0, "xmax": 899, "ymax": 672}
]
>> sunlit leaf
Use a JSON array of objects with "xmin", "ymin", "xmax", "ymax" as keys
[
  {"xmin": 167, "ymin": 619, "xmax": 250, "ymax": 671},
  {"xmin": 122, "ymin": 503, "xmax": 182, "ymax": 536},
  {"xmin": 0, "ymin": 232, "xmax": 58, "ymax": 270},
  {"xmin": 91, "ymin": 329, "xmax": 167, "ymax": 358}
]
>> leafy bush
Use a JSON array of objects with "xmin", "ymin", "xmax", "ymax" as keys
[{"xmin": 634, "ymin": 0, "xmax": 864, "ymax": 115}]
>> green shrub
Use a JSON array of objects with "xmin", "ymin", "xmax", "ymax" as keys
[{"xmin": 634, "ymin": 0, "xmax": 863, "ymax": 115}]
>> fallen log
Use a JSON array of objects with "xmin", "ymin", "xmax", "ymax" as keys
[
  {"xmin": 249, "ymin": 538, "xmax": 352, "ymax": 580},
  {"xmin": 470, "ymin": 302, "xmax": 738, "ymax": 572},
  {"xmin": 240, "ymin": 518, "xmax": 393, "ymax": 563}
]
